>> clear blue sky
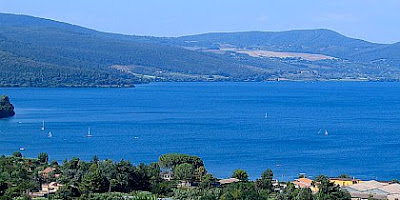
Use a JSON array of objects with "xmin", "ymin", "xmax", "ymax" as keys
[{"xmin": 1, "ymin": 0, "xmax": 399, "ymax": 44}]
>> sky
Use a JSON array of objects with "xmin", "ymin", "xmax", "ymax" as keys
[{"xmin": 0, "ymin": 0, "xmax": 399, "ymax": 44}]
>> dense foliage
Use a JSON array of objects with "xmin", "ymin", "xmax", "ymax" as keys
[
  {"xmin": 0, "ymin": 152, "xmax": 355, "ymax": 200},
  {"xmin": 0, "ymin": 95, "xmax": 15, "ymax": 118}
]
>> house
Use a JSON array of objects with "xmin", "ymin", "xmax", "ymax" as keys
[
  {"xmin": 292, "ymin": 178, "xmax": 319, "ymax": 193},
  {"xmin": 29, "ymin": 182, "xmax": 63, "ymax": 198},
  {"xmin": 330, "ymin": 178, "xmax": 363, "ymax": 187},
  {"xmin": 272, "ymin": 180, "xmax": 287, "ymax": 193},
  {"xmin": 39, "ymin": 167, "xmax": 60, "ymax": 178},
  {"xmin": 388, "ymin": 194, "xmax": 400, "ymax": 200},
  {"xmin": 177, "ymin": 181, "xmax": 197, "ymax": 188},
  {"xmin": 42, "ymin": 182, "xmax": 63, "ymax": 193},
  {"xmin": 218, "ymin": 178, "xmax": 240, "ymax": 185},
  {"xmin": 344, "ymin": 180, "xmax": 400, "ymax": 200},
  {"xmin": 161, "ymin": 172, "xmax": 173, "ymax": 181}
]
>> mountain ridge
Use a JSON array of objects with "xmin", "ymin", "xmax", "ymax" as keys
[{"xmin": 0, "ymin": 12, "xmax": 400, "ymax": 86}]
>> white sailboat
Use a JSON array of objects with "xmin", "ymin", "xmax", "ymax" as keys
[
  {"xmin": 41, "ymin": 120, "xmax": 45, "ymax": 131},
  {"xmin": 87, "ymin": 127, "xmax": 92, "ymax": 137},
  {"xmin": 48, "ymin": 132, "xmax": 53, "ymax": 138},
  {"xmin": 264, "ymin": 112, "xmax": 268, "ymax": 119},
  {"xmin": 324, "ymin": 130, "xmax": 329, "ymax": 136}
]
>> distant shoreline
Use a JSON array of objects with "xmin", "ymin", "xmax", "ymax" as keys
[{"xmin": 1, "ymin": 78, "xmax": 399, "ymax": 88}]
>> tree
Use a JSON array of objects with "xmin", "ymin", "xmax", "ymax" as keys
[
  {"xmin": 315, "ymin": 175, "xmax": 351, "ymax": 200},
  {"xmin": 79, "ymin": 164, "xmax": 109, "ymax": 194},
  {"xmin": 195, "ymin": 166, "xmax": 206, "ymax": 181},
  {"xmin": 199, "ymin": 174, "xmax": 216, "ymax": 189},
  {"xmin": 261, "ymin": 169, "xmax": 274, "ymax": 180},
  {"xmin": 158, "ymin": 154, "xmax": 204, "ymax": 170},
  {"xmin": 295, "ymin": 188, "xmax": 313, "ymax": 200},
  {"xmin": 278, "ymin": 183, "xmax": 297, "ymax": 200},
  {"xmin": 174, "ymin": 163, "xmax": 194, "ymax": 181},
  {"xmin": 12, "ymin": 151, "xmax": 22, "ymax": 158},
  {"xmin": 38, "ymin": 152, "xmax": 49, "ymax": 164},
  {"xmin": 54, "ymin": 185, "xmax": 80, "ymax": 200},
  {"xmin": 338, "ymin": 174, "xmax": 351, "ymax": 179},
  {"xmin": 232, "ymin": 169, "xmax": 249, "ymax": 182},
  {"xmin": 91, "ymin": 155, "xmax": 99, "ymax": 164},
  {"xmin": 50, "ymin": 160, "xmax": 59, "ymax": 167},
  {"xmin": 220, "ymin": 182, "xmax": 259, "ymax": 200}
]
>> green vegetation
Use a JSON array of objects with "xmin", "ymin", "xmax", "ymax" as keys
[
  {"xmin": 314, "ymin": 175, "xmax": 351, "ymax": 200},
  {"xmin": 0, "ymin": 95, "xmax": 15, "ymax": 118},
  {"xmin": 1, "ymin": 13, "xmax": 400, "ymax": 87},
  {"xmin": 0, "ymin": 13, "xmax": 254, "ymax": 87},
  {"xmin": 0, "ymin": 152, "xmax": 353, "ymax": 200},
  {"xmin": 232, "ymin": 169, "xmax": 249, "ymax": 182}
]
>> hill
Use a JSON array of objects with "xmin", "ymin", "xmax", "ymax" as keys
[
  {"xmin": 0, "ymin": 13, "xmax": 400, "ymax": 86},
  {"xmin": 0, "ymin": 13, "xmax": 263, "ymax": 87},
  {"xmin": 163, "ymin": 30, "xmax": 395, "ymax": 61},
  {"xmin": 155, "ymin": 30, "xmax": 400, "ymax": 81}
]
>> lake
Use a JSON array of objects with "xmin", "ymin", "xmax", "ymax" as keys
[{"xmin": 1, "ymin": 82, "xmax": 400, "ymax": 180}]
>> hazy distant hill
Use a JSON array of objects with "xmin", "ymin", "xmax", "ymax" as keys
[
  {"xmin": 0, "ymin": 13, "xmax": 399, "ymax": 87},
  {"xmin": 165, "ymin": 30, "xmax": 399, "ymax": 61}
]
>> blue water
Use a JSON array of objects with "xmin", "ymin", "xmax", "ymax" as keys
[{"xmin": 1, "ymin": 82, "xmax": 400, "ymax": 181}]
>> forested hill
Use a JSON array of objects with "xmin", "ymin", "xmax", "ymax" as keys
[
  {"xmin": 0, "ymin": 13, "xmax": 256, "ymax": 87},
  {"xmin": 1, "ymin": 13, "xmax": 400, "ymax": 87},
  {"xmin": 168, "ymin": 30, "xmax": 386, "ymax": 61}
]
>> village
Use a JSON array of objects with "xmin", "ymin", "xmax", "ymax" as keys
[{"xmin": 26, "ymin": 165, "xmax": 400, "ymax": 200}]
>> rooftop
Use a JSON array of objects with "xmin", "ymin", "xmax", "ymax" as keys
[
  {"xmin": 345, "ymin": 180, "xmax": 389, "ymax": 192},
  {"xmin": 378, "ymin": 183, "xmax": 400, "ymax": 194},
  {"xmin": 218, "ymin": 178, "xmax": 240, "ymax": 185}
]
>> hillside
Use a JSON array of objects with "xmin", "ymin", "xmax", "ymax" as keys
[
  {"xmin": 155, "ymin": 30, "xmax": 400, "ymax": 81},
  {"xmin": 163, "ymin": 30, "xmax": 395, "ymax": 61},
  {"xmin": 0, "ymin": 13, "xmax": 400, "ymax": 86},
  {"xmin": 0, "ymin": 13, "xmax": 263, "ymax": 87}
]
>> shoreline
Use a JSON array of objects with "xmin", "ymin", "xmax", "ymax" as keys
[{"xmin": 1, "ymin": 78, "xmax": 400, "ymax": 88}]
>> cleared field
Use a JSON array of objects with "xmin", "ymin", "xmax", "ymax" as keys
[{"xmin": 235, "ymin": 49, "xmax": 336, "ymax": 61}]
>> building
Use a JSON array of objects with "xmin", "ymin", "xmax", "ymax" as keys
[
  {"xmin": 39, "ymin": 167, "xmax": 56, "ymax": 178},
  {"xmin": 344, "ymin": 180, "xmax": 400, "ymax": 200},
  {"xmin": 292, "ymin": 178, "xmax": 319, "ymax": 193},
  {"xmin": 29, "ymin": 182, "xmax": 63, "ymax": 198},
  {"xmin": 272, "ymin": 180, "xmax": 287, "ymax": 193},
  {"xmin": 161, "ymin": 172, "xmax": 172, "ymax": 181},
  {"xmin": 218, "ymin": 178, "xmax": 240, "ymax": 185},
  {"xmin": 42, "ymin": 182, "xmax": 63, "ymax": 193},
  {"xmin": 330, "ymin": 178, "xmax": 363, "ymax": 187},
  {"xmin": 387, "ymin": 194, "xmax": 400, "ymax": 200}
]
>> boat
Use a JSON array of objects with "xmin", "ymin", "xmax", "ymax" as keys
[
  {"xmin": 87, "ymin": 127, "xmax": 92, "ymax": 137},
  {"xmin": 264, "ymin": 112, "xmax": 268, "ymax": 119},
  {"xmin": 325, "ymin": 130, "xmax": 329, "ymax": 136},
  {"xmin": 19, "ymin": 147, "xmax": 25, "ymax": 151},
  {"xmin": 41, "ymin": 120, "xmax": 45, "ymax": 131},
  {"xmin": 48, "ymin": 132, "xmax": 53, "ymax": 138}
]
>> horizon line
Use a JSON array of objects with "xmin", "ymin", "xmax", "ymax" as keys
[{"xmin": 0, "ymin": 12, "xmax": 397, "ymax": 45}]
